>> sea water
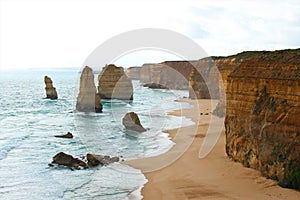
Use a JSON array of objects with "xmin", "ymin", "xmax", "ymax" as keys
[{"xmin": 0, "ymin": 69, "xmax": 193, "ymax": 199}]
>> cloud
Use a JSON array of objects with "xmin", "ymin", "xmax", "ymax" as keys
[{"xmin": 0, "ymin": 0, "xmax": 299, "ymax": 69}]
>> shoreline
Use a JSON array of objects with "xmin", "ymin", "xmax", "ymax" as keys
[{"xmin": 126, "ymin": 99, "xmax": 300, "ymax": 199}]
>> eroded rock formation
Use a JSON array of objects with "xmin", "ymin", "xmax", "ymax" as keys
[
  {"xmin": 98, "ymin": 64, "xmax": 133, "ymax": 100},
  {"xmin": 140, "ymin": 61, "xmax": 195, "ymax": 90},
  {"xmin": 126, "ymin": 66, "xmax": 141, "ymax": 80},
  {"xmin": 122, "ymin": 112, "xmax": 146, "ymax": 132},
  {"xmin": 225, "ymin": 49, "xmax": 300, "ymax": 181},
  {"xmin": 76, "ymin": 66, "xmax": 102, "ymax": 113},
  {"xmin": 51, "ymin": 152, "xmax": 87, "ymax": 169},
  {"xmin": 44, "ymin": 76, "xmax": 58, "ymax": 99},
  {"xmin": 54, "ymin": 132, "xmax": 73, "ymax": 139},
  {"xmin": 87, "ymin": 154, "xmax": 119, "ymax": 167}
]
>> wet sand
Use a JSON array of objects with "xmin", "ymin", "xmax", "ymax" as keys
[{"xmin": 126, "ymin": 99, "xmax": 300, "ymax": 199}]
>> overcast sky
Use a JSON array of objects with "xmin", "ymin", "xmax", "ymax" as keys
[{"xmin": 0, "ymin": 0, "xmax": 299, "ymax": 69}]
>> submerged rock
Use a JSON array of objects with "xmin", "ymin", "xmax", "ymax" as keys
[
  {"xmin": 76, "ymin": 66, "xmax": 103, "ymax": 113},
  {"xmin": 98, "ymin": 64, "xmax": 133, "ymax": 100},
  {"xmin": 87, "ymin": 153, "xmax": 119, "ymax": 167},
  {"xmin": 51, "ymin": 152, "xmax": 87, "ymax": 169},
  {"xmin": 44, "ymin": 76, "xmax": 58, "ymax": 99},
  {"xmin": 122, "ymin": 112, "xmax": 146, "ymax": 132},
  {"xmin": 54, "ymin": 132, "xmax": 73, "ymax": 139}
]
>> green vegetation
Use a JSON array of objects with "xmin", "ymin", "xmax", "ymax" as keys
[{"xmin": 279, "ymin": 162, "xmax": 300, "ymax": 191}]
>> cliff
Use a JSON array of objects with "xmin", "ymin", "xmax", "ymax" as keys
[
  {"xmin": 76, "ymin": 66, "xmax": 102, "ymax": 113},
  {"xmin": 140, "ymin": 61, "xmax": 195, "ymax": 90},
  {"xmin": 225, "ymin": 49, "xmax": 300, "ymax": 182},
  {"xmin": 188, "ymin": 58, "xmax": 220, "ymax": 99},
  {"xmin": 44, "ymin": 76, "xmax": 58, "ymax": 99},
  {"xmin": 98, "ymin": 64, "xmax": 133, "ymax": 100},
  {"xmin": 126, "ymin": 66, "xmax": 141, "ymax": 80}
]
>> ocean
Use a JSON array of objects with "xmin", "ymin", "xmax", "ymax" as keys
[{"xmin": 0, "ymin": 69, "xmax": 193, "ymax": 199}]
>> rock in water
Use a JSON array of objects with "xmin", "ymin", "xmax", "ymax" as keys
[
  {"xmin": 52, "ymin": 152, "xmax": 87, "ymax": 169},
  {"xmin": 87, "ymin": 153, "xmax": 119, "ymax": 167},
  {"xmin": 98, "ymin": 64, "xmax": 133, "ymax": 100},
  {"xmin": 44, "ymin": 76, "xmax": 58, "ymax": 99},
  {"xmin": 122, "ymin": 112, "xmax": 146, "ymax": 132},
  {"xmin": 54, "ymin": 132, "xmax": 73, "ymax": 138},
  {"xmin": 76, "ymin": 66, "xmax": 103, "ymax": 113}
]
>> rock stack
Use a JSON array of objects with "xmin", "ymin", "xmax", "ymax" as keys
[
  {"xmin": 76, "ymin": 66, "xmax": 102, "ymax": 113},
  {"xmin": 122, "ymin": 112, "xmax": 146, "ymax": 132},
  {"xmin": 98, "ymin": 64, "xmax": 133, "ymax": 100},
  {"xmin": 44, "ymin": 76, "xmax": 58, "ymax": 99}
]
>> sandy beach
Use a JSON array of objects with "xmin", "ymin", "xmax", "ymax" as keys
[{"xmin": 126, "ymin": 99, "xmax": 300, "ymax": 200}]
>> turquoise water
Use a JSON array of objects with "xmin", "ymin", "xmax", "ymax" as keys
[{"xmin": 0, "ymin": 69, "xmax": 193, "ymax": 199}]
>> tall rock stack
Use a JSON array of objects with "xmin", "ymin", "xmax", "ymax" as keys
[
  {"xmin": 44, "ymin": 76, "xmax": 58, "ymax": 100},
  {"xmin": 225, "ymin": 49, "xmax": 300, "ymax": 182},
  {"xmin": 76, "ymin": 66, "xmax": 102, "ymax": 113},
  {"xmin": 98, "ymin": 64, "xmax": 133, "ymax": 100}
]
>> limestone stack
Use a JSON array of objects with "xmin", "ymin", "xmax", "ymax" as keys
[
  {"xmin": 98, "ymin": 64, "xmax": 133, "ymax": 100},
  {"xmin": 225, "ymin": 49, "xmax": 300, "ymax": 182},
  {"xmin": 76, "ymin": 66, "xmax": 102, "ymax": 113},
  {"xmin": 44, "ymin": 76, "xmax": 58, "ymax": 99},
  {"xmin": 122, "ymin": 112, "xmax": 146, "ymax": 132}
]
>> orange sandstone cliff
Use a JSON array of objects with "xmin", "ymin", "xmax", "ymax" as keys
[{"xmin": 225, "ymin": 49, "xmax": 300, "ymax": 182}]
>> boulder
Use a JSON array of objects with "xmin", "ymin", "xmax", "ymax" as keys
[
  {"xmin": 87, "ymin": 153, "xmax": 119, "ymax": 167},
  {"xmin": 76, "ymin": 66, "xmax": 103, "ymax": 113},
  {"xmin": 54, "ymin": 132, "xmax": 73, "ymax": 139},
  {"xmin": 51, "ymin": 152, "xmax": 87, "ymax": 169},
  {"xmin": 98, "ymin": 64, "xmax": 133, "ymax": 100},
  {"xmin": 44, "ymin": 76, "xmax": 58, "ymax": 99},
  {"xmin": 122, "ymin": 112, "xmax": 146, "ymax": 132}
]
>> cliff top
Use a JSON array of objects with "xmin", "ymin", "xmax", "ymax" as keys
[{"xmin": 228, "ymin": 48, "xmax": 300, "ymax": 80}]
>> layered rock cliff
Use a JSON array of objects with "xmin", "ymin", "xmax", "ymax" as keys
[
  {"xmin": 98, "ymin": 64, "xmax": 133, "ymax": 100},
  {"xmin": 76, "ymin": 66, "xmax": 102, "ymax": 113},
  {"xmin": 126, "ymin": 66, "xmax": 141, "ymax": 80},
  {"xmin": 44, "ymin": 76, "xmax": 58, "ymax": 99},
  {"xmin": 140, "ymin": 61, "xmax": 195, "ymax": 90},
  {"xmin": 188, "ymin": 58, "xmax": 220, "ymax": 99},
  {"xmin": 225, "ymin": 49, "xmax": 300, "ymax": 181}
]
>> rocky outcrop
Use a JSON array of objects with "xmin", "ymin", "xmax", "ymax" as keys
[
  {"xmin": 51, "ymin": 152, "xmax": 87, "ymax": 169},
  {"xmin": 44, "ymin": 76, "xmax": 58, "ymax": 99},
  {"xmin": 54, "ymin": 132, "xmax": 73, "ymax": 139},
  {"xmin": 225, "ymin": 49, "xmax": 300, "ymax": 182},
  {"xmin": 98, "ymin": 64, "xmax": 133, "ymax": 100},
  {"xmin": 143, "ymin": 83, "xmax": 168, "ymax": 89},
  {"xmin": 87, "ymin": 154, "xmax": 119, "ymax": 167},
  {"xmin": 76, "ymin": 66, "xmax": 102, "ymax": 113},
  {"xmin": 122, "ymin": 112, "xmax": 146, "ymax": 132},
  {"xmin": 140, "ymin": 61, "xmax": 195, "ymax": 90},
  {"xmin": 50, "ymin": 152, "xmax": 120, "ymax": 169},
  {"xmin": 126, "ymin": 66, "xmax": 141, "ymax": 80}
]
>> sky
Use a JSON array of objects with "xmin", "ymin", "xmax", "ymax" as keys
[{"xmin": 0, "ymin": 0, "xmax": 299, "ymax": 69}]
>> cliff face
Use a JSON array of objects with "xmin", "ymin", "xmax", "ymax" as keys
[
  {"xmin": 44, "ymin": 76, "xmax": 58, "ymax": 99},
  {"xmin": 98, "ymin": 64, "xmax": 133, "ymax": 100},
  {"xmin": 225, "ymin": 49, "xmax": 300, "ymax": 181},
  {"xmin": 126, "ymin": 67, "xmax": 141, "ymax": 80},
  {"xmin": 188, "ymin": 58, "xmax": 220, "ymax": 99},
  {"xmin": 76, "ymin": 66, "xmax": 102, "ymax": 113},
  {"xmin": 140, "ymin": 61, "xmax": 195, "ymax": 90}
]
